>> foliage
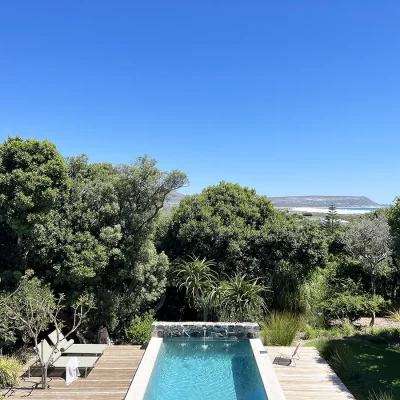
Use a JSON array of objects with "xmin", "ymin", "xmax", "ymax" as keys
[
  {"xmin": 309, "ymin": 339, "xmax": 400, "ymax": 400},
  {"xmin": 368, "ymin": 391, "xmax": 394, "ymax": 400},
  {"xmin": 174, "ymin": 256, "xmax": 217, "ymax": 321},
  {"xmin": 0, "ymin": 356, "xmax": 21, "ymax": 389},
  {"xmin": 158, "ymin": 182, "xmax": 328, "ymax": 313},
  {"xmin": 125, "ymin": 312, "xmax": 155, "ymax": 345},
  {"xmin": 260, "ymin": 313, "xmax": 302, "ymax": 345},
  {"xmin": 158, "ymin": 182, "xmax": 276, "ymax": 276},
  {"xmin": 0, "ymin": 273, "xmax": 94, "ymax": 389},
  {"xmin": 323, "ymin": 292, "xmax": 385, "ymax": 324},
  {"xmin": 324, "ymin": 204, "xmax": 340, "ymax": 234},
  {"xmin": 12, "ymin": 347, "xmax": 34, "ymax": 365},
  {"xmin": 388, "ymin": 309, "xmax": 400, "ymax": 322},
  {"xmin": 0, "ymin": 137, "xmax": 68, "ymax": 271},
  {"xmin": 212, "ymin": 274, "xmax": 268, "ymax": 322},
  {"xmin": 342, "ymin": 212, "xmax": 391, "ymax": 324},
  {"xmin": 0, "ymin": 139, "xmax": 188, "ymax": 334},
  {"xmin": 329, "ymin": 344, "xmax": 361, "ymax": 380},
  {"xmin": 388, "ymin": 198, "xmax": 400, "ymax": 264},
  {"xmin": 356, "ymin": 327, "xmax": 400, "ymax": 345}
]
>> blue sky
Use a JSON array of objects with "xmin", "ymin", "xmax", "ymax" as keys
[{"xmin": 1, "ymin": 1, "xmax": 399, "ymax": 204}]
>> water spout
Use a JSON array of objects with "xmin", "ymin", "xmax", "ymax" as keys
[{"xmin": 201, "ymin": 327, "xmax": 208, "ymax": 350}]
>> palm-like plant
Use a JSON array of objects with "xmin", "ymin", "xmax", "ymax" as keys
[
  {"xmin": 212, "ymin": 274, "xmax": 268, "ymax": 322},
  {"xmin": 174, "ymin": 256, "xmax": 217, "ymax": 321}
]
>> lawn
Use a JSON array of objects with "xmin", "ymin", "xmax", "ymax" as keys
[{"xmin": 309, "ymin": 340, "xmax": 400, "ymax": 400}]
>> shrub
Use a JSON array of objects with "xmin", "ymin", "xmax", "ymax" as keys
[
  {"xmin": 388, "ymin": 309, "xmax": 400, "ymax": 322},
  {"xmin": 323, "ymin": 293, "xmax": 385, "ymax": 324},
  {"xmin": 368, "ymin": 390, "xmax": 394, "ymax": 400},
  {"xmin": 13, "ymin": 348, "xmax": 35, "ymax": 365},
  {"xmin": 311, "ymin": 339, "xmax": 360, "ymax": 380},
  {"xmin": 329, "ymin": 344, "xmax": 360, "ymax": 380},
  {"xmin": 303, "ymin": 321, "xmax": 355, "ymax": 340},
  {"xmin": 261, "ymin": 313, "xmax": 302, "ymax": 346},
  {"xmin": 358, "ymin": 327, "xmax": 400, "ymax": 345},
  {"xmin": 125, "ymin": 312, "xmax": 154, "ymax": 345},
  {"xmin": 0, "ymin": 356, "xmax": 21, "ymax": 388}
]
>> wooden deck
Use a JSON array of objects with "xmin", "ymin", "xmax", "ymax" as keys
[
  {"xmin": 266, "ymin": 346, "xmax": 355, "ymax": 400},
  {"xmin": 0, "ymin": 345, "xmax": 145, "ymax": 400},
  {"xmin": 1, "ymin": 344, "xmax": 356, "ymax": 400}
]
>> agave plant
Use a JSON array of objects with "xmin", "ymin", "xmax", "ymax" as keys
[
  {"xmin": 174, "ymin": 256, "xmax": 217, "ymax": 321},
  {"xmin": 212, "ymin": 274, "xmax": 268, "ymax": 322}
]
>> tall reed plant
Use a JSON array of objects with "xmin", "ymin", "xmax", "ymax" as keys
[
  {"xmin": 261, "ymin": 312, "xmax": 302, "ymax": 346},
  {"xmin": 0, "ymin": 356, "xmax": 21, "ymax": 389}
]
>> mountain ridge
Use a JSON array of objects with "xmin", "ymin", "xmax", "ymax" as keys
[
  {"xmin": 164, "ymin": 192, "xmax": 382, "ymax": 208},
  {"xmin": 269, "ymin": 195, "xmax": 380, "ymax": 208}
]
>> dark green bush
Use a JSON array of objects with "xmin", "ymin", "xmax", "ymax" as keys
[
  {"xmin": 125, "ymin": 312, "xmax": 154, "ymax": 345},
  {"xmin": 0, "ymin": 356, "xmax": 21, "ymax": 388}
]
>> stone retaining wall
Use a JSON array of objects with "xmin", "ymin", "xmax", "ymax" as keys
[{"xmin": 151, "ymin": 322, "xmax": 260, "ymax": 339}]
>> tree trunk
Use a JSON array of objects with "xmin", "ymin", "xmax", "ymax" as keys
[
  {"xmin": 42, "ymin": 365, "xmax": 48, "ymax": 390},
  {"xmin": 154, "ymin": 293, "xmax": 166, "ymax": 313},
  {"xmin": 370, "ymin": 277, "xmax": 376, "ymax": 327}
]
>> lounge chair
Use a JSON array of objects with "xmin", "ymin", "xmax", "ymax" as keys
[
  {"xmin": 29, "ymin": 340, "xmax": 99, "ymax": 378},
  {"xmin": 273, "ymin": 342, "xmax": 301, "ymax": 367},
  {"xmin": 48, "ymin": 329, "xmax": 106, "ymax": 356}
]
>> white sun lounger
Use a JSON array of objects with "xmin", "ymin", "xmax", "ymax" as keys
[
  {"xmin": 30, "ymin": 340, "xmax": 99, "ymax": 378},
  {"xmin": 48, "ymin": 329, "xmax": 106, "ymax": 356}
]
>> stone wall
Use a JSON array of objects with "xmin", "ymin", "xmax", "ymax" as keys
[{"xmin": 151, "ymin": 322, "xmax": 260, "ymax": 339}]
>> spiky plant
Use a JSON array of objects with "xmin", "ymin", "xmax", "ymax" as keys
[
  {"xmin": 213, "ymin": 274, "xmax": 268, "ymax": 322},
  {"xmin": 174, "ymin": 255, "xmax": 217, "ymax": 321}
]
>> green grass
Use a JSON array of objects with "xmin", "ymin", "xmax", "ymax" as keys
[{"xmin": 307, "ymin": 339, "xmax": 400, "ymax": 400}]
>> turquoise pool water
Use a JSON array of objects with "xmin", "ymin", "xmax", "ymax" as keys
[{"xmin": 144, "ymin": 339, "xmax": 267, "ymax": 400}]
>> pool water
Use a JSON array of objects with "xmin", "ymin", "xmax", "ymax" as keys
[{"xmin": 144, "ymin": 339, "xmax": 267, "ymax": 400}]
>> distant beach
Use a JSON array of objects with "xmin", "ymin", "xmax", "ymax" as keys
[{"xmin": 280, "ymin": 207, "xmax": 379, "ymax": 215}]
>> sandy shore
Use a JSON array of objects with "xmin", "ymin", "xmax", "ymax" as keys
[{"xmin": 282, "ymin": 207, "xmax": 375, "ymax": 215}]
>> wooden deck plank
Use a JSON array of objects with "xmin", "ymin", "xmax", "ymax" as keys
[
  {"xmin": 265, "ymin": 346, "xmax": 355, "ymax": 400},
  {"xmin": 1, "ymin": 344, "xmax": 356, "ymax": 400},
  {"xmin": 0, "ymin": 346, "xmax": 145, "ymax": 400}
]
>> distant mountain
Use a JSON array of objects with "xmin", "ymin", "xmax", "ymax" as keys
[
  {"xmin": 164, "ymin": 193, "xmax": 382, "ymax": 209},
  {"xmin": 269, "ymin": 196, "xmax": 380, "ymax": 208},
  {"xmin": 164, "ymin": 191, "xmax": 185, "ymax": 208}
]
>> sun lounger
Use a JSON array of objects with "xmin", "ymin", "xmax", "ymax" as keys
[
  {"xmin": 30, "ymin": 340, "xmax": 99, "ymax": 378},
  {"xmin": 48, "ymin": 328, "xmax": 106, "ymax": 356},
  {"xmin": 273, "ymin": 342, "xmax": 301, "ymax": 367}
]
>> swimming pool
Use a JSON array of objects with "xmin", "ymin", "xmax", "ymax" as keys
[{"xmin": 144, "ymin": 339, "xmax": 267, "ymax": 400}]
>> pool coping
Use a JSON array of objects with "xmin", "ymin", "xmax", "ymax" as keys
[
  {"xmin": 125, "ymin": 337, "xmax": 162, "ymax": 400},
  {"xmin": 250, "ymin": 339, "xmax": 287, "ymax": 400},
  {"xmin": 125, "ymin": 337, "xmax": 286, "ymax": 400}
]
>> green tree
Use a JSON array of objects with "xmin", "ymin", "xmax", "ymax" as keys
[
  {"xmin": 324, "ymin": 204, "xmax": 340, "ymax": 234},
  {"xmin": 388, "ymin": 198, "xmax": 400, "ymax": 301},
  {"xmin": 0, "ymin": 273, "xmax": 94, "ymax": 389},
  {"xmin": 252, "ymin": 216, "xmax": 328, "ymax": 311},
  {"xmin": 174, "ymin": 256, "xmax": 217, "ymax": 321},
  {"xmin": 32, "ymin": 156, "xmax": 187, "ymax": 332},
  {"xmin": 0, "ymin": 137, "xmax": 68, "ymax": 271},
  {"xmin": 342, "ymin": 212, "xmax": 391, "ymax": 325},
  {"xmin": 158, "ymin": 182, "xmax": 276, "ymax": 276}
]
